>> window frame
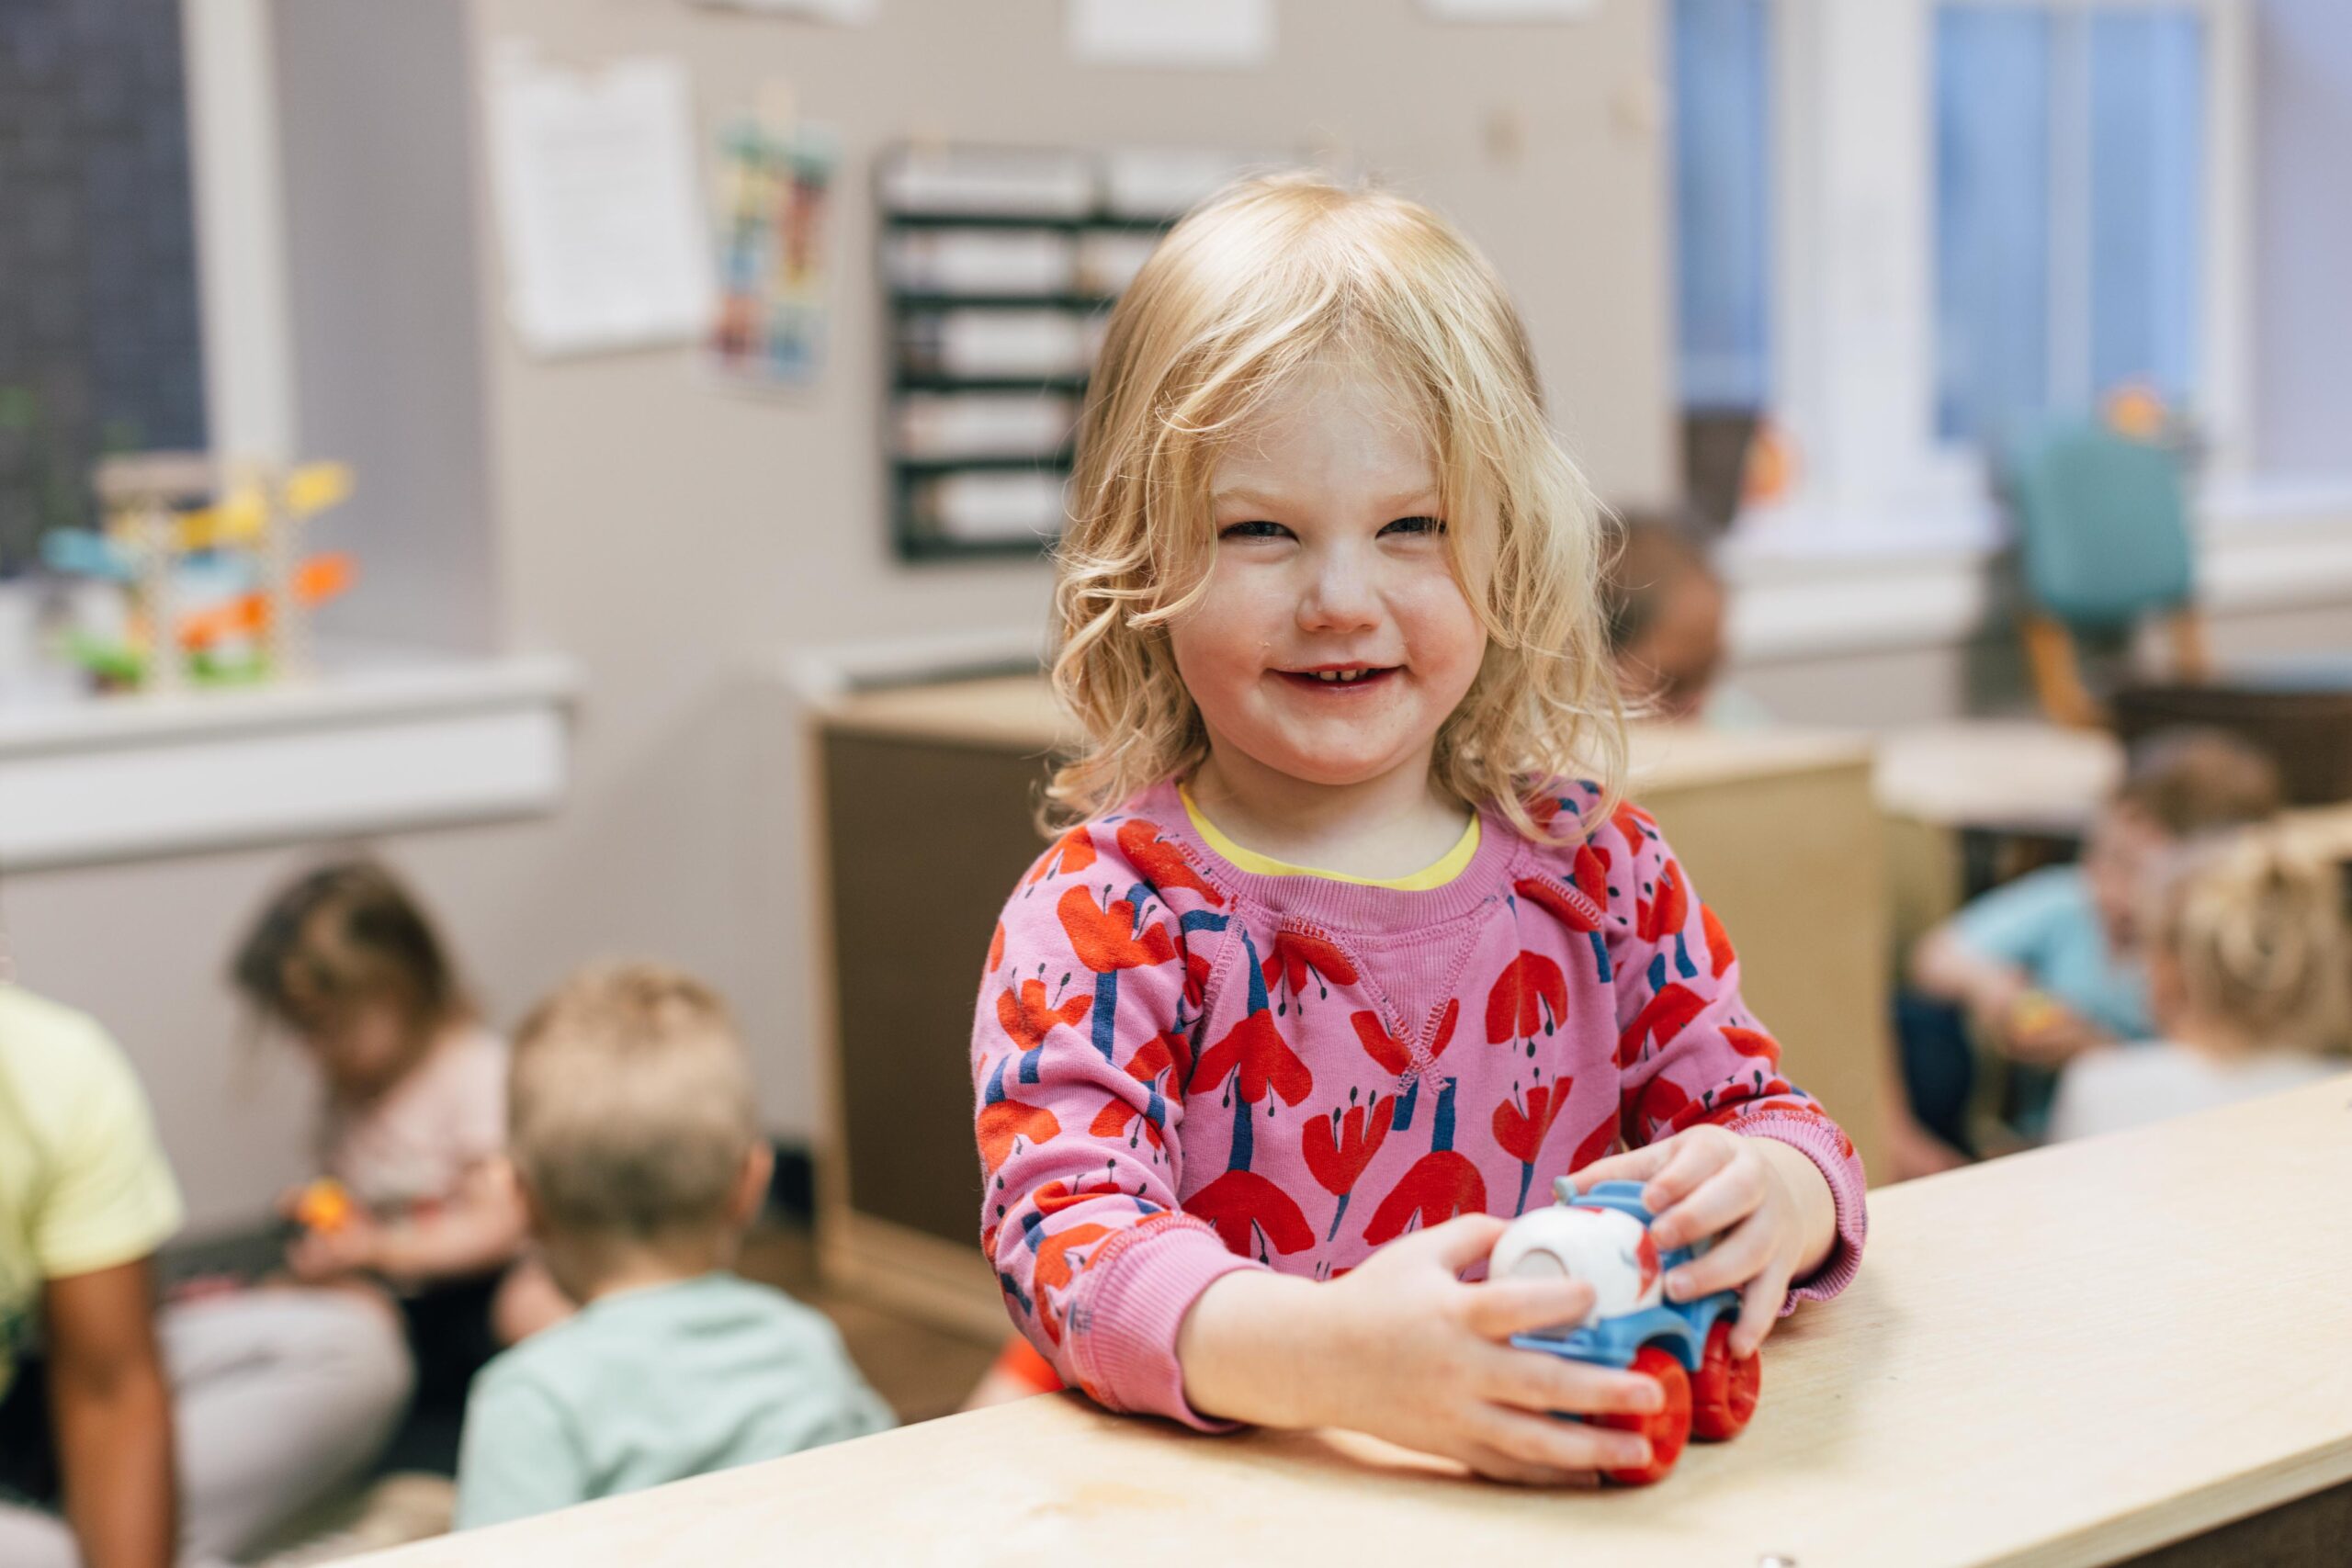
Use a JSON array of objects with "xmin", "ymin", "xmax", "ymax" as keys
[{"xmin": 1729, "ymin": 0, "xmax": 2252, "ymax": 558}]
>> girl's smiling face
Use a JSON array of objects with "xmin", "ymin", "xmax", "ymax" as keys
[{"xmin": 1169, "ymin": 368, "xmax": 1487, "ymax": 795}]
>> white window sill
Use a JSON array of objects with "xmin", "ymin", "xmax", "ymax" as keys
[
  {"xmin": 0, "ymin": 644, "xmax": 576, "ymax": 871},
  {"xmin": 1722, "ymin": 476, "xmax": 2352, "ymax": 666}
]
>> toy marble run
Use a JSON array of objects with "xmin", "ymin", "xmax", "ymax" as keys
[
  {"xmin": 41, "ymin": 453, "xmax": 356, "ymax": 691},
  {"xmin": 1489, "ymin": 1177, "xmax": 1763, "ymax": 1485}
]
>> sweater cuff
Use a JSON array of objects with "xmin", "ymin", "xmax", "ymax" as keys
[
  {"xmin": 1065, "ymin": 1217, "xmax": 1262, "ymax": 1431},
  {"xmin": 1733, "ymin": 1111, "xmax": 1869, "ymax": 1313}
]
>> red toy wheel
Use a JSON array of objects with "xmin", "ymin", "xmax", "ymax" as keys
[
  {"xmin": 1690, "ymin": 1319, "xmax": 1761, "ymax": 1440},
  {"xmin": 1595, "ymin": 1345, "xmax": 1691, "ymax": 1485}
]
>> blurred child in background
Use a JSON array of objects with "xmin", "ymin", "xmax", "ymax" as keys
[
  {"xmin": 2051, "ymin": 832, "xmax": 2349, "ymax": 1140},
  {"xmin": 455, "ymin": 964, "xmax": 890, "ymax": 1529},
  {"xmin": 232, "ymin": 861, "xmax": 565, "ymax": 1417},
  {"xmin": 1601, "ymin": 510, "xmax": 1770, "ymax": 729},
  {"xmin": 0, "ymin": 982, "xmax": 409, "ymax": 1568},
  {"xmin": 1905, "ymin": 729, "xmax": 2282, "ymax": 1147}
]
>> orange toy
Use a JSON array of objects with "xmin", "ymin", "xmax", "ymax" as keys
[{"xmin": 294, "ymin": 1179, "xmax": 356, "ymax": 1235}]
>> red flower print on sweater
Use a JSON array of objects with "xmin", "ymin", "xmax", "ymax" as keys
[
  {"xmin": 1028, "ymin": 826, "xmax": 1099, "ymax": 885},
  {"xmin": 978, "ymin": 1056, "xmax": 1060, "ymax": 1177},
  {"xmin": 1261, "ymin": 927, "xmax": 1358, "ymax": 1012},
  {"xmin": 1193, "ymin": 928, "xmax": 1312, "ymax": 1108},
  {"xmin": 1493, "ymin": 1077, "xmax": 1573, "ymax": 1214},
  {"xmin": 1702, "ymin": 904, "xmax": 1736, "ymax": 978},
  {"xmin": 1059, "ymin": 885, "xmax": 1176, "ymax": 973},
  {"xmin": 1302, "ymin": 1091, "xmax": 1395, "ymax": 1241},
  {"xmin": 998, "ymin": 977, "xmax": 1092, "ymax": 1084},
  {"xmin": 1190, "ymin": 1168, "xmax": 1316, "ymax": 1261},
  {"xmin": 1115, "ymin": 818, "xmax": 1224, "ymax": 907},
  {"xmin": 1363, "ymin": 1148, "xmax": 1486, "ymax": 1243},
  {"xmin": 1617, "ymin": 976, "xmax": 1708, "ymax": 1068},
  {"xmin": 1487, "ymin": 952, "xmax": 1568, "ymax": 1049},
  {"xmin": 1363, "ymin": 1077, "xmax": 1487, "ymax": 1244}
]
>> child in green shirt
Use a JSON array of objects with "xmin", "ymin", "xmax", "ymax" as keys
[{"xmin": 453, "ymin": 965, "xmax": 892, "ymax": 1530}]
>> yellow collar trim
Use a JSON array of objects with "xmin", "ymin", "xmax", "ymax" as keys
[{"xmin": 1177, "ymin": 784, "xmax": 1481, "ymax": 892}]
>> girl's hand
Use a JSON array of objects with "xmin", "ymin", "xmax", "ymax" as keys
[
  {"xmin": 1996, "ymin": 989, "xmax": 2107, "ymax": 1066},
  {"xmin": 285, "ymin": 1206, "xmax": 383, "ymax": 1283},
  {"xmin": 1573, "ymin": 1128, "xmax": 1836, "ymax": 1358},
  {"xmin": 1180, "ymin": 1214, "xmax": 1669, "ymax": 1484}
]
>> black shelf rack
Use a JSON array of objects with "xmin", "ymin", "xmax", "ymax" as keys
[{"xmin": 878, "ymin": 149, "xmax": 1182, "ymax": 563}]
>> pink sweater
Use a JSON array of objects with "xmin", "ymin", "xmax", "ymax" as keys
[{"xmin": 970, "ymin": 778, "xmax": 1868, "ymax": 1428}]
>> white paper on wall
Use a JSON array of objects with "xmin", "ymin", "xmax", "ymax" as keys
[
  {"xmin": 1067, "ymin": 0, "xmax": 1274, "ymax": 70},
  {"xmin": 692, "ymin": 0, "xmax": 878, "ymax": 21},
  {"xmin": 486, "ymin": 45, "xmax": 716, "ymax": 355},
  {"xmin": 1422, "ymin": 0, "xmax": 1596, "ymax": 19}
]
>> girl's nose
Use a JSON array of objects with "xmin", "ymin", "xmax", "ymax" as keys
[{"xmin": 1297, "ymin": 547, "xmax": 1380, "ymax": 632}]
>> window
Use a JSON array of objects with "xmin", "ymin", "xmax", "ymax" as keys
[
  {"xmin": 0, "ymin": 0, "xmax": 209, "ymax": 572},
  {"xmin": 1934, "ymin": 3, "xmax": 2208, "ymax": 446},
  {"xmin": 1673, "ymin": 0, "xmax": 1775, "ymax": 412}
]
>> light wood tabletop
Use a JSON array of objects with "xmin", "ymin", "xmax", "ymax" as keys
[{"xmin": 367, "ymin": 1074, "xmax": 2352, "ymax": 1568}]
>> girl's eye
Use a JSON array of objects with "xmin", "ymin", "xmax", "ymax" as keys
[
  {"xmin": 1219, "ymin": 521, "xmax": 1291, "ymax": 541},
  {"xmin": 1382, "ymin": 515, "xmax": 1447, "ymax": 537}
]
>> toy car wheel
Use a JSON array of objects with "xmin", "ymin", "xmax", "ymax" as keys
[
  {"xmin": 1596, "ymin": 1345, "xmax": 1690, "ymax": 1485},
  {"xmin": 1690, "ymin": 1319, "xmax": 1760, "ymax": 1440}
]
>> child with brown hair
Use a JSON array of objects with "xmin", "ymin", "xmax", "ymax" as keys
[
  {"xmin": 2050, "ymin": 832, "xmax": 2349, "ymax": 1140},
  {"xmin": 232, "ymin": 859, "xmax": 562, "ymax": 1414},
  {"xmin": 454, "ymin": 964, "xmax": 890, "ymax": 1528}
]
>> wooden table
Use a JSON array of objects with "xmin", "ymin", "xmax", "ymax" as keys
[
  {"xmin": 366, "ymin": 1073, "xmax": 2352, "ymax": 1567},
  {"xmin": 808, "ymin": 676, "xmax": 1891, "ymax": 1337}
]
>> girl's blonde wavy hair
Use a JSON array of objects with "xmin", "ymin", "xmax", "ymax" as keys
[
  {"xmin": 1046, "ymin": 173, "xmax": 1626, "ymax": 845},
  {"xmin": 2153, "ymin": 830, "xmax": 2350, "ymax": 1057}
]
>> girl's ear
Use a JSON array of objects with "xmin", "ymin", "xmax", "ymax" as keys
[{"xmin": 729, "ymin": 1141, "xmax": 777, "ymax": 1229}]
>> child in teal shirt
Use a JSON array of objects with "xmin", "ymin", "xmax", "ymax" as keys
[{"xmin": 454, "ymin": 966, "xmax": 891, "ymax": 1529}]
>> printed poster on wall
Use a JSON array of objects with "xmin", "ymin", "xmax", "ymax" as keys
[{"xmin": 709, "ymin": 115, "xmax": 842, "ymax": 389}]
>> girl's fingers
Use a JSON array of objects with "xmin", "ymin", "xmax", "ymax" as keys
[
  {"xmin": 1733, "ymin": 1265, "xmax": 1793, "ymax": 1358},
  {"xmin": 1647, "ymin": 1161, "xmax": 1766, "ymax": 1253},
  {"xmin": 1636, "ymin": 1132, "xmax": 1735, "ymax": 1214},
  {"xmin": 1563, "ymin": 1143, "xmax": 1668, "ymax": 1188},
  {"xmin": 1664, "ymin": 1214, "xmax": 1773, "ymax": 1301},
  {"xmin": 1461, "ymin": 1276, "xmax": 1596, "ymax": 1342},
  {"xmin": 1408, "ymin": 1213, "xmax": 1513, "ymax": 1274},
  {"xmin": 1476, "ymin": 1343, "xmax": 1665, "ymax": 1419},
  {"xmin": 1470, "ymin": 1403, "xmax": 1653, "ymax": 1476},
  {"xmin": 1461, "ymin": 1441, "xmax": 1584, "ymax": 1488}
]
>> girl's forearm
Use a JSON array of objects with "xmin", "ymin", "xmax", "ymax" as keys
[
  {"xmin": 1175, "ymin": 1269, "xmax": 1331, "ymax": 1428},
  {"xmin": 375, "ymin": 1195, "xmax": 526, "ymax": 1280}
]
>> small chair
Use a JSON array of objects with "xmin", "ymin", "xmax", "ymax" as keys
[
  {"xmin": 2006, "ymin": 420, "xmax": 2352, "ymax": 805},
  {"xmin": 2004, "ymin": 421, "xmax": 2211, "ymax": 728}
]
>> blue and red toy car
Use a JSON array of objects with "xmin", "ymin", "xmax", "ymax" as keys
[{"xmin": 1489, "ymin": 1177, "xmax": 1762, "ymax": 1483}]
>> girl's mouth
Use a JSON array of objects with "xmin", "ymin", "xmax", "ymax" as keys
[{"xmin": 1277, "ymin": 665, "xmax": 1399, "ymax": 693}]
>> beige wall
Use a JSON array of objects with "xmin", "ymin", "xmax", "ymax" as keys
[{"xmin": 5, "ymin": 0, "xmax": 1675, "ymax": 1231}]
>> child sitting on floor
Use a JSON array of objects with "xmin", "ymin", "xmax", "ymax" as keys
[
  {"xmin": 454, "ymin": 964, "xmax": 892, "ymax": 1529},
  {"xmin": 232, "ymin": 860, "xmax": 565, "ymax": 1416},
  {"xmin": 2051, "ymin": 831, "xmax": 2349, "ymax": 1140},
  {"xmin": 1905, "ymin": 728, "xmax": 2281, "ymax": 1147}
]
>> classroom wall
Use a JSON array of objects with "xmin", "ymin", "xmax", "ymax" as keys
[{"xmin": 2, "ymin": 0, "xmax": 1676, "ymax": 1231}]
